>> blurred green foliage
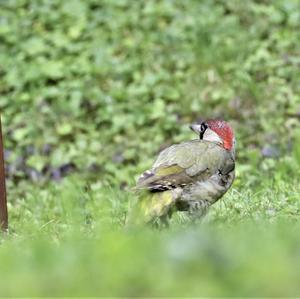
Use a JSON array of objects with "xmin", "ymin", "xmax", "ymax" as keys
[
  {"xmin": 1, "ymin": 0, "xmax": 300, "ymax": 186},
  {"xmin": 1, "ymin": 0, "xmax": 300, "ymax": 296},
  {"xmin": 1, "ymin": 177, "xmax": 300, "ymax": 297}
]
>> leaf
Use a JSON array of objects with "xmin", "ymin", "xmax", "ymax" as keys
[
  {"xmin": 41, "ymin": 61, "xmax": 64, "ymax": 79},
  {"xmin": 26, "ymin": 155, "xmax": 45, "ymax": 172},
  {"xmin": 57, "ymin": 123, "xmax": 73, "ymax": 136},
  {"xmin": 150, "ymin": 99, "xmax": 166, "ymax": 119}
]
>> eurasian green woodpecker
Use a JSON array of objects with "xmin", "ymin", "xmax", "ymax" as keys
[{"xmin": 128, "ymin": 119, "xmax": 235, "ymax": 226}]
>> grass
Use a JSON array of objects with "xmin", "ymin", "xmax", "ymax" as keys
[
  {"xmin": 1, "ymin": 0, "xmax": 300, "ymax": 296},
  {"xmin": 1, "ymin": 165, "xmax": 300, "ymax": 296}
]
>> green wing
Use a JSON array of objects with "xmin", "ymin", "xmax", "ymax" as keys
[{"xmin": 136, "ymin": 140, "xmax": 231, "ymax": 191}]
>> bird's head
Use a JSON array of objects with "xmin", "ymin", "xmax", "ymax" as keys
[{"xmin": 190, "ymin": 119, "xmax": 235, "ymax": 152}]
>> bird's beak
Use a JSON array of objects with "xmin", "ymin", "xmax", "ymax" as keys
[{"xmin": 189, "ymin": 124, "xmax": 201, "ymax": 134}]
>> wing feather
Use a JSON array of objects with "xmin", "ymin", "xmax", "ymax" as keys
[{"xmin": 137, "ymin": 140, "xmax": 231, "ymax": 191}]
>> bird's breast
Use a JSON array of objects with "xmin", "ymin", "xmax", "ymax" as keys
[{"xmin": 178, "ymin": 170, "xmax": 235, "ymax": 208}]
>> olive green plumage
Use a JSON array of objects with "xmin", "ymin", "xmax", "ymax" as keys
[
  {"xmin": 127, "ymin": 121, "xmax": 235, "ymax": 226},
  {"xmin": 127, "ymin": 189, "xmax": 176, "ymax": 226}
]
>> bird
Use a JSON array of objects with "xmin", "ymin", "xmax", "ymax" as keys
[{"xmin": 127, "ymin": 119, "xmax": 236, "ymax": 226}]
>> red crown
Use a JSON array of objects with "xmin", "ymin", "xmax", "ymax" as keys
[{"xmin": 206, "ymin": 120, "xmax": 234, "ymax": 150}]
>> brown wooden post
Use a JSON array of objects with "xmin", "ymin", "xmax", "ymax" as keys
[{"xmin": 0, "ymin": 115, "xmax": 8, "ymax": 231}]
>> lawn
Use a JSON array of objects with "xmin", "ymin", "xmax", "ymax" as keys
[{"xmin": 1, "ymin": 0, "xmax": 300, "ymax": 296}]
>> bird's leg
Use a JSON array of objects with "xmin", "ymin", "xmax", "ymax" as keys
[{"xmin": 159, "ymin": 215, "xmax": 170, "ymax": 228}]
